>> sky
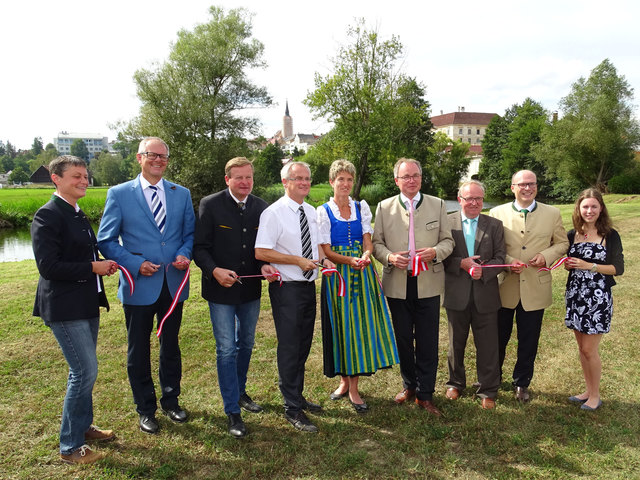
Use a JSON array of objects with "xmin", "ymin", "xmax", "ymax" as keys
[{"xmin": 1, "ymin": 0, "xmax": 639, "ymax": 150}]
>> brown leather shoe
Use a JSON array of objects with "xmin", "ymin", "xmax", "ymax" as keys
[
  {"xmin": 515, "ymin": 386, "xmax": 530, "ymax": 402},
  {"xmin": 85, "ymin": 425, "xmax": 115, "ymax": 442},
  {"xmin": 394, "ymin": 388, "xmax": 416, "ymax": 404},
  {"xmin": 481, "ymin": 397, "xmax": 496, "ymax": 409},
  {"xmin": 60, "ymin": 445, "xmax": 105, "ymax": 464},
  {"xmin": 445, "ymin": 387, "xmax": 460, "ymax": 400},
  {"xmin": 415, "ymin": 399, "xmax": 442, "ymax": 417}
]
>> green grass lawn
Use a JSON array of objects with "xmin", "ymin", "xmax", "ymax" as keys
[{"xmin": 0, "ymin": 195, "xmax": 639, "ymax": 479}]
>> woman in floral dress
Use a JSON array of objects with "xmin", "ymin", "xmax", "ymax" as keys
[{"xmin": 564, "ymin": 188, "xmax": 624, "ymax": 411}]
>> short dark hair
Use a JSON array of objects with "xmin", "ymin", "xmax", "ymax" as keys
[{"xmin": 49, "ymin": 155, "xmax": 87, "ymax": 177}]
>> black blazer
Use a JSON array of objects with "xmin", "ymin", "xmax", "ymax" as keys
[
  {"xmin": 31, "ymin": 196, "xmax": 109, "ymax": 323},
  {"xmin": 193, "ymin": 190, "xmax": 268, "ymax": 304}
]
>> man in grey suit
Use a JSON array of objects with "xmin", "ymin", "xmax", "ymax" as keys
[
  {"xmin": 443, "ymin": 180, "xmax": 505, "ymax": 409},
  {"xmin": 372, "ymin": 158, "xmax": 454, "ymax": 417}
]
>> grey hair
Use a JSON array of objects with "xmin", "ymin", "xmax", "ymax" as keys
[
  {"xmin": 393, "ymin": 158, "xmax": 422, "ymax": 178},
  {"xmin": 49, "ymin": 155, "xmax": 87, "ymax": 177},
  {"xmin": 138, "ymin": 136, "xmax": 170, "ymax": 156},
  {"xmin": 458, "ymin": 180, "xmax": 485, "ymax": 198},
  {"xmin": 281, "ymin": 161, "xmax": 311, "ymax": 181}
]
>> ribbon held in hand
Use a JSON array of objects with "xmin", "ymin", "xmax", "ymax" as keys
[
  {"xmin": 321, "ymin": 267, "xmax": 345, "ymax": 297},
  {"xmin": 117, "ymin": 264, "xmax": 135, "ymax": 296},
  {"xmin": 411, "ymin": 255, "xmax": 429, "ymax": 277},
  {"xmin": 537, "ymin": 256, "xmax": 569, "ymax": 272}
]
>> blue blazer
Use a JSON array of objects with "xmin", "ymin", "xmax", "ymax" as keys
[{"xmin": 97, "ymin": 175, "xmax": 195, "ymax": 306}]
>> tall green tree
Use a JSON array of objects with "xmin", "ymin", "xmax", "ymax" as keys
[
  {"xmin": 91, "ymin": 152, "xmax": 127, "ymax": 186},
  {"xmin": 535, "ymin": 59, "xmax": 640, "ymax": 193},
  {"xmin": 479, "ymin": 98, "xmax": 549, "ymax": 197},
  {"xmin": 29, "ymin": 143, "xmax": 58, "ymax": 172},
  {"xmin": 31, "ymin": 137, "xmax": 44, "ymax": 155},
  {"xmin": 8, "ymin": 166, "xmax": 29, "ymax": 184},
  {"xmin": 304, "ymin": 20, "xmax": 432, "ymax": 198},
  {"xmin": 253, "ymin": 143, "xmax": 284, "ymax": 187},
  {"xmin": 70, "ymin": 139, "xmax": 89, "ymax": 161},
  {"xmin": 130, "ymin": 6, "xmax": 272, "ymax": 202},
  {"xmin": 426, "ymin": 132, "xmax": 471, "ymax": 197}
]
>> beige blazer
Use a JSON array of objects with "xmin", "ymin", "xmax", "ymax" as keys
[
  {"xmin": 373, "ymin": 194, "xmax": 454, "ymax": 299},
  {"xmin": 489, "ymin": 202, "xmax": 569, "ymax": 311}
]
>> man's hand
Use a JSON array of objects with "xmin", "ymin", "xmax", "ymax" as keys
[
  {"xmin": 389, "ymin": 251, "xmax": 409, "ymax": 269},
  {"xmin": 298, "ymin": 257, "xmax": 318, "ymax": 272},
  {"xmin": 460, "ymin": 255, "xmax": 482, "ymax": 279},
  {"xmin": 172, "ymin": 255, "xmax": 190, "ymax": 271},
  {"xmin": 213, "ymin": 266, "xmax": 239, "ymax": 287},
  {"xmin": 261, "ymin": 264, "xmax": 280, "ymax": 283},
  {"xmin": 510, "ymin": 259, "xmax": 527, "ymax": 274},
  {"xmin": 528, "ymin": 253, "xmax": 546, "ymax": 268},
  {"xmin": 416, "ymin": 247, "xmax": 437, "ymax": 263},
  {"xmin": 92, "ymin": 260, "xmax": 118, "ymax": 276},
  {"xmin": 139, "ymin": 260, "xmax": 161, "ymax": 276}
]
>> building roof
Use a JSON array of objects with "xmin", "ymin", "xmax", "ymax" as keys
[
  {"xmin": 56, "ymin": 132, "xmax": 106, "ymax": 139},
  {"xmin": 430, "ymin": 112, "xmax": 498, "ymax": 127}
]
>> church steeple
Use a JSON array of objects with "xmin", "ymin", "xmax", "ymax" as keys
[{"xmin": 283, "ymin": 99, "xmax": 293, "ymax": 139}]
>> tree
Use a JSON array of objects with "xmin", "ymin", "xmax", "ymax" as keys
[
  {"xmin": 31, "ymin": 137, "xmax": 44, "ymax": 156},
  {"xmin": 29, "ymin": 143, "xmax": 58, "ymax": 172},
  {"xmin": 426, "ymin": 132, "xmax": 471, "ymax": 197},
  {"xmin": 479, "ymin": 98, "xmax": 549, "ymax": 198},
  {"xmin": 70, "ymin": 139, "xmax": 89, "ymax": 161},
  {"xmin": 91, "ymin": 152, "xmax": 127, "ymax": 186},
  {"xmin": 253, "ymin": 143, "xmax": 284, "ymax": 187},
  {"xmin": 8, "ymin": 166, "xmax": 29, "ymax": 184},
  {"xmin": 304, "ymin": 20, "xmax": 432, "ymax": 198},
  {"xmin": 129, "ymin": 6, "xmax": 272, "ymax": 203},
  {"xmin": 536, "ymin": 59, "xmax": 640, "ymax": 193}
]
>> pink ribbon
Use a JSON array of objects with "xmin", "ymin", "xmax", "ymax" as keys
[
  {"xmin": 467, "ymin": 257, "xmax": 570, "ymax": 277},
  {"xmin": 411, "ymin": 255, "xmax": 429, "ymax": 277},
  {"xmin": 321, "ymin": 267, "xmax": 345, "ymax": 297},
  {"xmin": 236, "ymin": 272, "xmax": 283, "ymax": 286},
  {"xmin": 117, "ymin": 264, "xmax": 135, "ymax": 296},
  {"xmin": 156, "ymin": 266, "xmax": 190, "ymax": 338},
  {"xmin": 537, "ymin": 256, "xmax": 569, "ymax": 272}
]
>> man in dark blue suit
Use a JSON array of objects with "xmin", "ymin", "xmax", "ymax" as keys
[{"xmin": 98, "ymin": 137, "xmax": 195, "ymax": 434}]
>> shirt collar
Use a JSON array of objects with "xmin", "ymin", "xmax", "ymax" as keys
[
  {"xmin": 228, "ymin": 189, "xmax": 246, "ymax": 205},
  {"xmin": 399, "ymin": 192, "xmax": 421, "ymax": 208},
  {"xmin": 461, "ymin": 211, "xmax": 478, "ymax": 223},
  {"xmin": 284, "ymin": 193, "xmax": 305, "ymax": 211},
  {"xmin": 513, "ymin": 199, "xmax": 536, "ymax": 212},
  {"xmin": 54, "ymin": 192, "xmax": 80, "ymax": 212},
  {"xmin": 139, "ymin": 174, "xmax": 164, "ymax": 192}
]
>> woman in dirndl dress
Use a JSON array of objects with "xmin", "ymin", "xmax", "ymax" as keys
[{"xmin": 317, "ymin": 160, "xmax": 399, "ymax": 413}]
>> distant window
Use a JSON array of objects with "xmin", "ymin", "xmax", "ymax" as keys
[
  {"xmin": 477, "ymin": 129, "xmax": 480, "ymax": 134},
  {"xmin": 458, "ymin": 128, "xmax": 463, "ymax": 135},
  {"xmin": 468, "ymin": 138, "xmax": 472, "ymax": 143},
  {"xmin": 467, "ymin": 128, "xmax": 471, "ymax": 134}
]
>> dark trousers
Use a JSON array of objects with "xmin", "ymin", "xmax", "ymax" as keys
[
  {"xmin": 446, "ymin": 299, "xmax": 500, "ymax": 399},
  {"xmin": 269, "ymin": 281, "xmax": 316, "ymax": 413},
  {"xmin": 497, "ymin": 302, "xmax": 544, "ymax": 388},
  {"xmin": 123, "ymin": 280, "xmax": 183, "ymax": 415},
  {"xmin": 387, "ymin": 275, "xmax": 440, "ymax": 401}
]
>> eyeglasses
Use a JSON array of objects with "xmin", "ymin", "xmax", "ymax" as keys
[
  {"xmin": 142, "ymin": 152, "xmax": 169, "ymax": 161},
  {"xmin": 460, "ymin": 196, "xmax": 484, "ymax": 204},
  {"xmin": 512, "ymin": 182, "xmax": 536, "ymax": 189},
  {"xmin": 288, "ymin": 177, "xmax": 312, "ymax": 182},
  {"xmin": 396, "ymin": 174, "xmax": 422, "ymax": 182}
]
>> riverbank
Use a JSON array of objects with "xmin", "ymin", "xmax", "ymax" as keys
[{"xmin": 1, "ymin": 195, "xmax": 638, "ymax": 479}]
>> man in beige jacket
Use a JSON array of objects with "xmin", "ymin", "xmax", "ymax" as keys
[
  {"xmin": 489, "ymin": 170, "xmax": 568, "ymax": 402},
  {"xmin": 373, "ymin": 158, "xmax": 454, "ymax": 416}
]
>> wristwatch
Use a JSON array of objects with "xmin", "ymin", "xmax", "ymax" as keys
[{"xmin": 590, "ymin": 263, "xmax": 598, "ymax": 273}]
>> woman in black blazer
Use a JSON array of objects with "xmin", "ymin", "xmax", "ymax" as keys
[{"xmin": 31, "ymin": 156, "xmax": 117, "ymax": 464}]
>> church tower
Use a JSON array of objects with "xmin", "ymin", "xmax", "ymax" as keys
[{"xmin": 283, "ymin": 100, "xmax": 293, "ymax": 139}]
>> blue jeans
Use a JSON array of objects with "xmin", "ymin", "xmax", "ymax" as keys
[
  {"xmin": 49, "ymin": 317, "xmax": 99, "ymax": 455},
  {"xmin": 208, "ymin": 299, "xmax": 260, "ymax": 414}
]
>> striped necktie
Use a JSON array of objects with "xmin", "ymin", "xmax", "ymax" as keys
[
  {"xmin": 149, "ymin": 185, "xmax": 166, "ymax": 234},
  {"xmin": 299, "ymin": 206, "xmax": 313, "ymax": 279}
]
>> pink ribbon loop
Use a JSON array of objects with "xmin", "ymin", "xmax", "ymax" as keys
[
  {"xmin": 236, "ymin": 272, "xmax": 283, "ymax": 286},
  {"xmin": 537, "ymin": 256, "xmax": 569, "ymax": 272},
  {"xmin": 117, "ymin": 264, "xmax": 135, "ymax": 296},
  {"xmin": 156, "ymin": 267, "xmax": 190, "ymax": 338}
]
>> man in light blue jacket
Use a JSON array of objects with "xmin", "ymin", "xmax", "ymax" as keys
[{"xmin": 98, "ymin": 137, "xmax": 195, "ymax": 434}]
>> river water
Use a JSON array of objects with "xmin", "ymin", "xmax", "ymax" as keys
[{"xmin": 0, "ymin": 199, "xmax": 497, "ymax": 262}]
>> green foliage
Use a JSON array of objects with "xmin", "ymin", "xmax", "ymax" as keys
[
  {"xmin": 8, "ymin": 166, "xmax": 29, "ymax": 184},
  {"xmin": 129, "ymin": 6, "xmax": 272, "ymax": 205},
  {"xmin": 304, "ymin": 20, "xmax": 432, "ymax": 198},
  {"xmin": 90, "ymin": 152, "xmax": 127, "ymax": 186},
  {"xmin": 70, "ymin": 138, "xmax": 89, "ymax": 161},
  {"xmin": 28, "ymin": 143, "xmax": 58, "ymax": 173},
  {"xmin": 535, "ymin": 59, "xmax": 640, "ymax": 192},
  {"xmin": 479, "ymin": 98, "xmax": 549, "ymax": 197},
  {"xmin": 426, "ymin": 132, "xmax": 471, "ymax": 198},
  {"xmin": 31, "ymin": 137, "xmax": 43, "ymax": 155},
  {"xmin": 608, "ymin": 159, "xmax": 640, "ymax": 194},
  {"xmin": 253, "ymin": 143, "xmax": 284, "ymax": 187}
]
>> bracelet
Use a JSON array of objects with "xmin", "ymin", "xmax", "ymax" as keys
[
  {"xmin": 590, "ymin": 263, "xmax": 598, "ymax": 273},
  {"xmin": 320, "ymin": 257, "xmax": 328, "ymax": 267}
]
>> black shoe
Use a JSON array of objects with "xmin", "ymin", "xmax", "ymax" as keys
[
  {"xmin": 284, "ymin": 410, "xmax": 318, "ymax": 433},
  {"xmin": 227, "ymin": 413, "xmax": 247, "ymax": 438},
  {"xmin": 301, "ymin": 398, "xmax": 323, "ymax": 413},
  {"xmin": 239, "ymin": 393, "xmax": 263, "ymax": 413},
  {"xmin": 329, "ymin": 390, "xmax": 349, "ymax": 401},
  {"xmin": 162, "ymin": 406, "xmax": 188, "ymax": 423},
  {"xmin": 350, "ymin": 400, "xmax": 369, "ymax": 414},
  {"xmin": 139, "ymin": 414, "xmax": 159, "ymax": 434}
]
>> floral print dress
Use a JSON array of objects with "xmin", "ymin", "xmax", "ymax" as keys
[{"xmin": 564, "ymin": 241, "xmax": 612, "ymax": 334}]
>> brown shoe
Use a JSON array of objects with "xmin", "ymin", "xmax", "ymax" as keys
[
  {"xmin": 445, "ymin": 387, "xmax": 460, "ymax": 400},
  {"xmin": 394, "ymin": 388, "xmax": 416, "ymax": 404},
  {"xmin": 415, "ymin": 399, "xmax": 442, "ymax": 417},
  {"xmin": 515, "ymin": 386, "xmax": 530, "ymax": 403},
  {"xmin": 481, "ymin": 397, "xmax": 496, "ymax": 410},
  {"xmin": 85, "ymin": 425, "xmax": 115, "ymax": 442},
  {"xmin": 60, "ymin": 445, "xmax": 105, "ymax": 465}
]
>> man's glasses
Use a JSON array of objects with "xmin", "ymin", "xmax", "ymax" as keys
[
  {"xmin": 288, "ymin": 177, "xmax": 312, "ymax": 182},
  {"xmin": 142, "ymin": 152, "xmax": 169, "ymax": 161},
  {"xmin": 460, "ymin": 196, "xmax": 484, "ymax": 204},
  {"xmin": 512, "ymin": 182, "xmax": 536, "ymax": 189},
  {"xmin": 396, "ymin": 174, "xmax": 422, "ymax": 182}
]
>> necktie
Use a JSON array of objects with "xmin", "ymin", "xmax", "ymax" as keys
[
  {"xmin": 149, "ymin": 185, "xmax": 166, "ymax": 234},
  {"xmin": 406, "ymin": 200, "xmax": 416, "ymax": 262},
  {"xmin": 238, "ymin": 201, "xmax": 245, "ymax": 210},
  {"xmin": 299, "ymin": 206, "xmax": 313, "ymax": 279},
  {"xmin": 463, "ymin": 218, "xmax": 477, "ymax": 257},
  {"xmin": 520, "ymin": 208, "xmax": 528, "ymax": 220}
]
